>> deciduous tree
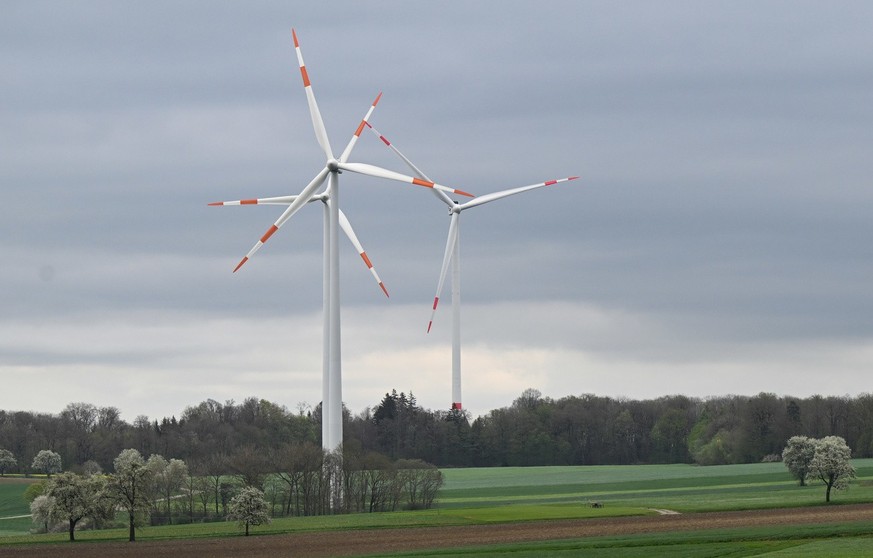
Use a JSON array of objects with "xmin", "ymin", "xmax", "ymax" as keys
[
  {"xmin": 45, "ymin": 472, "xmax": 111, "ymax": 541},
  {"xmin": 227, "ymin": 486, "xmax": 271, "ymax": 536},
  {"xmin": 30, "ymin": 494, "xmax": 57, "ymax": 533},
  {"xmin": 0, "ymin": 448, "xmax": 16, "ymax": 476},
  {"xmin": 782, "ymin": 436, "xmax": 815, "ymax": 486},
  {"xmin": 807, "ymin": 436, "xmax": 855, "ymax": 503},
  {"xmin": 110, "ymin": 448, "xmax": 152, "ymax": 542},
  {"xmin": 32, "ymin": 449, "xmax": 62, "ymax": 477}
]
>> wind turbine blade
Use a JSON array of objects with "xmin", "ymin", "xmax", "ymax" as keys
[
  {"xmin": 338, "ymin": 209, "xmax": 389, "ymax": 297},
  {"xmin": 428, "ymin": 212, "xmax": 460, "ymax": 333},
  {"xmin": 337, "ymin": 162, "xmax": 474, "ymax": 198},
  {"xmin": 209, "ymin": 195, "xmax": 299, "ymax": 206},
  {"xmin": 339, "ymin": 92, "xmax": 382, "ymax": 164},
  {"xmin": 292, "ymin": 28, "xmax": 333, "ymax": 160},
  {"xmin": 209, "ymin": 193, "xmax": 329, "ymax": 206},
  {"xmin": 460, "ymin": 176, "xmax": 579, "ymax": 211},
  {"xmin": 364, "ymin": 122, "xmax": 455, "ymax": 208},
  {"xmin": 233, "ymin": 167, "xmax": 330, "ymax": 272}
]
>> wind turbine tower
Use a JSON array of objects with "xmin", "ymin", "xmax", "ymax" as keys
[{"xmin": 211, "ymin": 29, "xmax": 471, "ymax": 454}]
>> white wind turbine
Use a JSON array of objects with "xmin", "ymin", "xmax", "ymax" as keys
[
  {"xmin": 211, "ymin": 29, "xmax": 473, "ymax": 454},
  {"xmin": 365, "ymin": 122, "xmax": 578, "ymax": 411},
  {"xmin": 209, "ymin": 188, "xmax": 389, "ymax": 450}
]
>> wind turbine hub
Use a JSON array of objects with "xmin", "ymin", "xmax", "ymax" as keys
[{"xmin": 327, "ymin": 159, "xmax": 340, "ymax": 172}]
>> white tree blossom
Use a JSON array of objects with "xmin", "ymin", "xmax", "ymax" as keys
[
  {"xmin": 227, "ymin": 486, "xmax": 271, "ymax": 536},
  {"xmin": 30, "ymin": 494, "xmax": 58, "ymax": 533},
  {"xmin": 31, "ymin": 449, "xmax": 62, "ymax": 477},
  {"xmin": 807, "ymin": 436, "xmax": 856, "ymax": 502},
  {"xmin": 782, "ymin": 436, "xmax": 816, "ymax": 486},
  {"xmin": 111, "ymin": 448, "xmax": 153, "ymax": 542},
  {"xmin": 0, "ymin": 448, "xmax": 16, "ymax": 476}
]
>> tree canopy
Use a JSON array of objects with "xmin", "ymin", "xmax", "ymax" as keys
[
  {"xmin": 2, "ymin": 391, "xmax": 873, "ymax": 472},
  {"xmin": 226, "ymin": 486, "xmax": 271, "ymax": 536},
  {"xmin": 782, "ymin": 436, "xmax": 816, "ymax": 486},
  {"xmin": 807, "ymin": 436, "xmax": 856, "ymax": 502}
]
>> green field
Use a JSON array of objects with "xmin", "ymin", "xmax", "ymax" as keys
[
  {"xmin": 440, "ymin": 459, "xmax": 873, "ymax": 511},
  {"xmin": 2, "ymin": 460, "xmax": 873, "ymax": 555},
  {"xmin": 0, "ymin": 478, "xmax": 38, "ymax": 537}
]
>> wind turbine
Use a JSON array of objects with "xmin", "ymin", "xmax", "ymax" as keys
[
  {"xmin": 211, "ymin": 29, "xmax": 473, "ymax": 454},
  {"xmin": 209, "ymin": 191, "xmax": 388, "ymax": 448},
  {"xmin": 364, "ymin": 122, "xmax": 578, "ymax": 411}
]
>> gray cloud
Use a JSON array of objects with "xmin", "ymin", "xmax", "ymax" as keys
[{"xmin": 3, "ymin": 1, "xmax": 873, "ymax": 419}]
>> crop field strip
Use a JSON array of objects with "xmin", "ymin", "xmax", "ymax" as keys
[{"xmin": 2, "ymin": 460, "xmax": 873, "ymax": 554}]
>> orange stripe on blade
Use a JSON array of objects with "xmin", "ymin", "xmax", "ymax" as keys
[
  {"xmin": 300, "ymin": 66, "xmax": 310, "ymax": 87},
  {"xmin": 454, "ymin": 189, "xmax": 474, "ymax": 197},
  {"xmin": 432, "ymin": 296, "xmax": 439, "ymax": 310},
  {"xmin": 355, "ymin": 120, "xmax": 366, "ymax": 137},
  {"xmin": 360, "ymin": 252, "xmax": 373, "ymax": 269},
  {"xmin": 241, "ymin": 199, "xmax": 258, "ymax": 205},
  {"xmin": 412, "ymin": 177, "xmax": 434, "ymax": 188},
  {"xmin": 292, "ymin": 29, "xmax": 299, "ymax": 48},
  {"xmin": 261, "ymin": 225, "xmax": 279, "ymax": 243}
]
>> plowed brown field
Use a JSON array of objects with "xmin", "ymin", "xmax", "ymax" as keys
[{"xmin": 3, "ymin": 503, "xmax": 873, "ymax": 557}]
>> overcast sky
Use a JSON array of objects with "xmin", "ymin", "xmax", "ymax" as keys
[{"xmin": 3, "ymin": 1, "xmax": 873, "ymax": 422}]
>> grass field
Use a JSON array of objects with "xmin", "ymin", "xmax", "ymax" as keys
[
  {"xmin": 0, "ymin": 478, "xmax": 38, "ymax": 537},
  {"xmin": 1, "ymin": 460, "xmax": 873, "ymax": 554},
  {"xmin": 439, "ymin": 459, "xmax": 873, "ymax": 512}
]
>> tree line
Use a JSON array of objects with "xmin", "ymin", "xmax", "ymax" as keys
[
  {"xmin": 2, "ymin": 390, "xmax": 873, "ymax": 474},
  {"xmin": 25, "ymin": 444, "xmax": 443, "ymax": 541}
]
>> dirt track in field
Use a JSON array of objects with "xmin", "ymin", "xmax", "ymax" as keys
[{"xmin": 4, "ymin": 503, "xmax": 873, "ymax": 557}]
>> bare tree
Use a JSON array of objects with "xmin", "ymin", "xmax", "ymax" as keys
[
  {"xmin": 228, "ymin": 445, "xmax": 269, "ymax": 490},
  {"xmin": 397, "ymin": 459, "xmax": 443, "ymax": 510}
]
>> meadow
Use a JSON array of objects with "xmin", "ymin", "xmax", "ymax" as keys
[{"xmin": 1, "ymin": 460, "xmax": 872, "ymax": 556}]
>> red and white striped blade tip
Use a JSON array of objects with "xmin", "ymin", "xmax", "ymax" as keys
[
  {"xmin": 233, "ymin": 257, "xmax": 248, "ymax": 273},
  {"xmin": 209, "ymin": 199, "xmax": 259, "ymax": 206},
  {"xmin": 411, "ymin": 177, "xmax": 473, "ymax": 198}
]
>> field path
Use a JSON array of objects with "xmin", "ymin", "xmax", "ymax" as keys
[
  {"xmin": 3, "ymin": 503, "xmax": 873, "ymax": 557},
  {"xmin": 649, "ymin": 508, "xmax": 680, "ymax": 515}
]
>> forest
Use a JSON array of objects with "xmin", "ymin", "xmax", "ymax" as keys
[{"xmin": 2, "ymin": 389, "xmax": 873, "ymax": 474}]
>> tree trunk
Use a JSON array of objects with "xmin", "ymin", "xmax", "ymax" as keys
[
  {"xmin": 245, "ymin": 521, "xmax": 250, "ymax": 536},
  {"xmin": 826, "ymin": 482, "xmax": 832, "ymax": 502},
  {"xmin": 129, "ymin": 513, "xmax": 136, "ymax": 542},
  {"xmin": 69, "ymin": 520, "xmax": 75, "ymax": 542}
]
